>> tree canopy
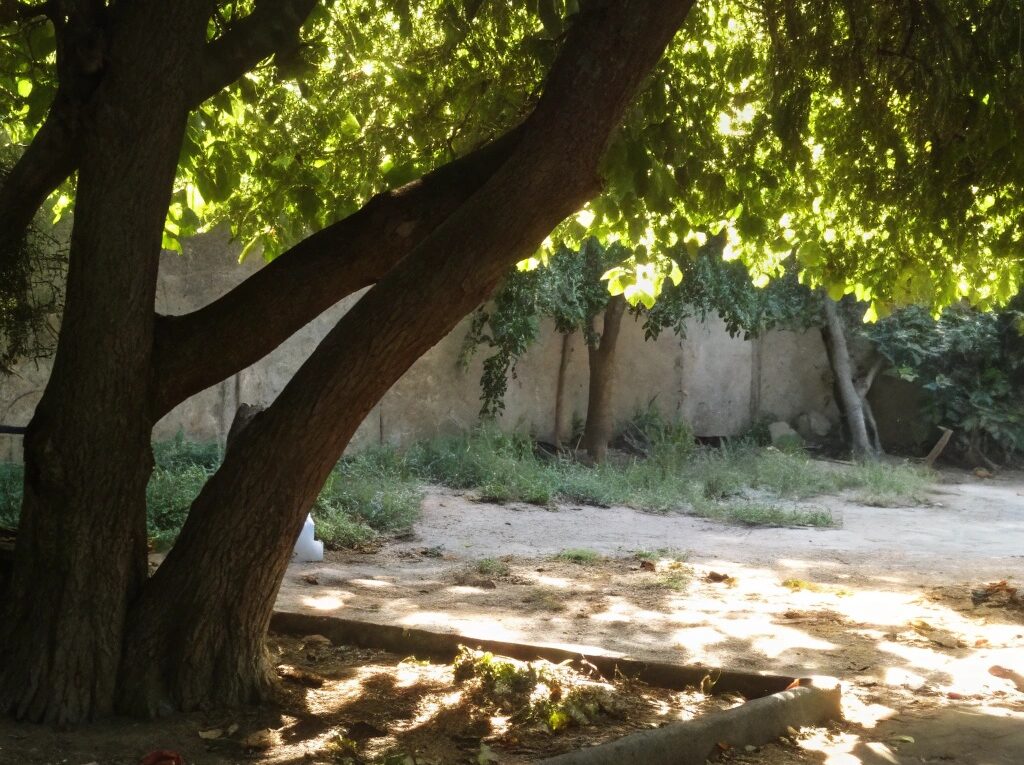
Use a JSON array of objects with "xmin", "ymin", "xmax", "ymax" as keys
[{"xmin": 2, "ymin": 0, "xmax": 1021, "ymax": 339}]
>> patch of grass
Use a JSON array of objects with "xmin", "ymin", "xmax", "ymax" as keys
[
  {"xmin": 693, "ymin": 501, "xmax": 835, "ymax": 528},
  {"xmin": 406, "ymin": 428, "xmax": 556, "ymax": 506},
  {"xmin": 845, "ymin": 460, "xmax": 934, "ymax": 506},
  {"xmin": 152, "ymin": 432, "xmax": 222, "ymax": 471},
  {"xmin": 146, "ymin": 464, "xmax": 211, "ymax": 550},
  {"xmin": 0, "ymin": 462, "xmax": 23, "ymax": 528},
  {"xmin": 633, "ymin": 547, "xmax": 688, "ymax": 563},
  {"xmin": 476, "ymin": 557, "xmax": 511, "ymax": 577},
  {"xmin": 522, "ymin": 588, "xmax": 566, "ymax": 611},
  {"xmin": 651, "ymin": 571, "xmax": 690, "ymax": 591},
  {"xmin": 313, "ymin": 449, "xmax": 423, "ymax": 549},
  {"xmin": 555, "ymin": 548, "xmax": 601, "ymax": 565}
]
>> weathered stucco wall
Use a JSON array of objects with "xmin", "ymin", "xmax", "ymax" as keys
[{"xmin": 0, "ymin": 231, "xmax": 839, "ymax": 460}]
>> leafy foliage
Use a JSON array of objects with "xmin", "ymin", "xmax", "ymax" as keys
[
  {"xmin": 3, "ymin": 0, "xmax": 1019, "ymax": 316},
  {"xmin": 865, "ymin": 296, "xmax": 1024, "ymax": 461},
  {"xmin": 464, "ymin": 237, "xmax": 818, "ymax": 419}
]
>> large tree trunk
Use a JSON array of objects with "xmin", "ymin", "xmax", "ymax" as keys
[
  {"xmin": 117, "ymin": 0, "xmax": 694, "ymax": 715},
  {"xmin": 0, "ymin": 2, "xmax": 214, "ymax": 724},
  {"xmin": 581, "ymin": 296, "xmax": 627, "ymax": 463},
  {"xmin": 821, "ymin": 296, "xmax": 877, "ymax": 459}
]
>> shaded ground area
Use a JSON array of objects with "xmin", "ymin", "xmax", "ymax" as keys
[
  {"xmin": 273, "ymin": 470, "xmax": 1024, "ymax": 763},
  {"xmin": 1, "ymin": 469, "xmax": 1021, "ymax": 764},
  {"xmin": 0, "ymin": 635, "xmax": 746, "ymax": 764}
]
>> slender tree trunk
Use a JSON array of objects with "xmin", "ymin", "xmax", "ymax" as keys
[
  {"xmin": 0, "ymin": 3, "xmax": 213, "ymax": 724},
  {"xmin": 117, "ymin": 0, "xmax": 694, "ymax": 714},
  {"xmin": 821, "ymin": 296, "xmax": 875, "ymax": 459},
  {"xmin": 553, "ymin": 330, "xmax": 574, "ymax": 449},
  {"xmin": 582, "ymin": 296, "xmax": 627, "ymax": 463}
]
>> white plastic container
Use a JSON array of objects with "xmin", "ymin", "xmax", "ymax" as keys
[{"xmin": 293, "ymin": 513, "xmax": 324, "ymax": 562}]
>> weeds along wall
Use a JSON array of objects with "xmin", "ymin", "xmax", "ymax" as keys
[{"xmin": 0, "ymin": 229, "xmax": 839, "ymax": 461}]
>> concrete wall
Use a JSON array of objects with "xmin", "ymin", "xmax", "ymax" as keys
[{"xmin": 0, "ymin": 231, "xmax": 839, "ymax": 460}]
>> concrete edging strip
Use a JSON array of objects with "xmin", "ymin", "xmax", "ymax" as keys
[
  {"xmin": 270, "ymin": 610, "xmax": 797, "ymax": 698},
  {"xmin": 537, "ymin": 683, "xmax": 842, "ymax": 765}
]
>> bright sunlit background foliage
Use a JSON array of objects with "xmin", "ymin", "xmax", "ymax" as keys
[{"xmin": 2, "ymin": 0, "xmax": 1021, "ymax": 318}]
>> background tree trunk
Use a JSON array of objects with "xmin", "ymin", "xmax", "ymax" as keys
[
  {"xmin": 0, "ymin": 2, "xmax": 214, "ymax": 724},
  {"xmin": 821, "ymin": 296, "xmax": 877, "ymax": 459},
  {"xmin": 582, "ymin": 296, "xmax": 627, "ymax": 463},
  {"xmin": 553, "ymin": 330, "xmax": 574, "ymax": 449}
]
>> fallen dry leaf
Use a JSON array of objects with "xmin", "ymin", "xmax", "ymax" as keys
[{"xmin": 989, "ymin": 665, "xmax": 1024, "ymax": 692}]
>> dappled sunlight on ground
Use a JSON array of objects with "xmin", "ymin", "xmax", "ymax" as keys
[{"xmin": 277, "ymin": 544, "xmax": 1024, "ymax": 763}]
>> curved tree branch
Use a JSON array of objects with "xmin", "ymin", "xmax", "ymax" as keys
[
  {"xmin": 0, "ymin": 0, "xmax": 318, "ymax": 273},
  {"xmin": 0, "ymin": 95, "xmax": 79, "ymax": 262},
  {"xmin": 151, "ymin": 124, "xmax": 526, "ymax": 416},
  {"xmin": 126, "ymin": 0, "xmax": 695, "ymax": 713},
  {"xmin": 190, "ymin": 0, "xmax": 318, "ymax": 105}
]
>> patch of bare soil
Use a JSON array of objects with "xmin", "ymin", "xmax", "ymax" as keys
[{"xmin": 0, "ymin": 633, "xmax": 744, "ymax": 765}]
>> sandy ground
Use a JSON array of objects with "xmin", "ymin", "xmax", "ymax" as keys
[
  {"xmin": 274, "ymin": 469, "xmax": 1024, "ymax": 764},
  {"xmin": 1, "ymin": 469, "xmax": 1020, "ymax": 764}
]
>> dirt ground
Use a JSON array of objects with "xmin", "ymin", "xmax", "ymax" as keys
[
  {"xmin": 2, "ymin": 468, "xmax": 1022, "ymax": 764},
  {"xmin": 273, "ymin": 468, "xmax": 1024, "ymax": 764}
]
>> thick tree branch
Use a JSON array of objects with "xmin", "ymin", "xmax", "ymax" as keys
[
  {"xmin": 128, "ymin": 0, "xmax": 694, "ymax": 712},
  {"xmin": 151, "ymin": 124, "xmax": 526, "ymax": 416},
  {"xmin": 0, "ymin": 95, "xmax": 78, "ymax": 262},
  {"xmin": 0, "ymin": 0, "xmax": 316, "ymax": 274},
  {"xmin": 190, "ymin": 0, "xmax": 318, "ymax": 105}
]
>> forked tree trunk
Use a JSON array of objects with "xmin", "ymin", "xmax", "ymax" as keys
[
  {"xmin": 553, "ymin": 330, "xmax": 574, "ymax": 449},
  {"xmin": 581, "ymin": 296, "xmax": 627, "ymax": 463},
  {"xmin": 0, "ymin": 3, "xmax": 218, "ymax": 724},
  {"xmin": 117, "ymin": 0, "xmax": 694, "ymax": 714},
  {"xmin": 822, "ymin": 296, "xmax": 878, "ymax": 459}
]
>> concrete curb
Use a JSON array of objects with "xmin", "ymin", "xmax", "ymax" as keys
[
  {"xmin": 538, "ymin": 682, "xmax": 843, "ymax": 765},
  {"xmin": 270, "ymin": 610, "xmax": 798, "ymax": 698}
]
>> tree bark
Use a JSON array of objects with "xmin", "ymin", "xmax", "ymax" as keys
[
  {"xmin": 151, "ymin": 125, "xmax": 525, "ymax": 415},
  {"xmin": 582, "ymin": 296, "xmax": 627, "ymax": 463},
  {"xmin": 553, "ymin": 330, "xmax": 574, "ymax": 449},
  {"xmin": 118, "ymin": 0, "xmax": 694, "ymax": 715},
  {"xmin": 821, "ymin": 296, "xmax": 876, "ymax": 459},
  {"xmin": 0, "ymin": 1, "xmax": 216, "ymax": 724}
]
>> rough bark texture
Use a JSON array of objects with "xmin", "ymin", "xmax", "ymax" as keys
[
  {"xmin": 822, "ymin": 296, "xmax": 876, "ymax": 458},
  {"xmin": 0, "ymin": 0, "xmax": 216, "ymax": 724},
  {"xmin": 582, "ymin": 297, "xmax": 627, "ymax": 462},
  {"xmin": 553, "ymin": 330, "xmax": 574, "ymax": 448},
  {"xmin": 118, "ymin": 0, "xmax": 695, "ymax": 715}
]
